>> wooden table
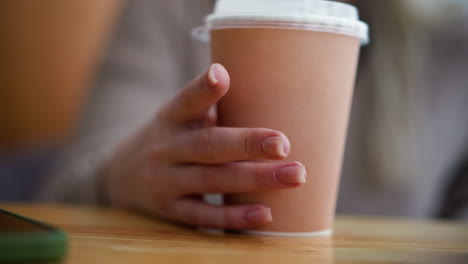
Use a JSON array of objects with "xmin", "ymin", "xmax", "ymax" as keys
[{"xmin": 2, "ymin": 203, "xmax": 467, "ymax": 264}]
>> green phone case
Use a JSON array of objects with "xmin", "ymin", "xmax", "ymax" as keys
[{"xmin": 0, "ymin": 208, "xmax": 68, "ymax": 262}]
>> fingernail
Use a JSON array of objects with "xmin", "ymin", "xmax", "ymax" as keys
[
  {"xmin": 208, "ymin": 64, "xmax": 220, "ymax": 86},
  {"xmin": 274, "ymin": 163, "xmax": 307, "ymax": 184},
  {"xmin": 262, "ymin": 136, "xmax": 290, "ymax": 157},
  {"xmin": 245, "ymin": 207, "xmax": 273, "ymax": 225}
]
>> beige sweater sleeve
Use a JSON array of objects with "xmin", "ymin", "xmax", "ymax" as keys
[{"xmin": 36, "ymin": 0, "xmax": 211, "ymax": 204}]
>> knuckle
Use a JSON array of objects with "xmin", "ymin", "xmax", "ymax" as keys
[
  {"xmin": 144, "ymin": 142, "xmax": 168, "ymax": 162},
  {"xmin": 244, "ymin": 129, "xmax": 264, "ymax": 156},
  {"xmin": 175, "ymin": 168, "xmax": 203, "ymax": 194},
  {"xmin": 153, "ymin": 199, "xmax": 170, "ymax": 216},
  {"xmin": 159, "ymin": 202, "xmax": 184, "ymax": 225},
  {"xmin": 184, "ymin": 208, "xmax": 202, "ymax": 226},
  {"xmin": 197, "ymin": 166, "xmax": 220, "ymax": 193},
  {"xmin": 148, "ymin": 170, "xmax": 170, "ymax": 197},
  {"xmin": 157, "ymin": 200, "xmax": 183, "ymax": 223},
  {"xmin": 253, "ymin": 166, "xmax": 268, "ymax": 189},
  {"xmin": 196, "ymin": 129, "xmax": 218, "ymax": 161}
]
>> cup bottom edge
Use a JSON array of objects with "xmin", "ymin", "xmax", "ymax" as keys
[{"xmin": 240, "ymin": 229, "xmax": 333, "ymax": 237}]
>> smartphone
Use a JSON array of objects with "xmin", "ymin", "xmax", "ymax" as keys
[{"xmin": 0, "ymin": 208, "xmax": 67, "ymax": 262}]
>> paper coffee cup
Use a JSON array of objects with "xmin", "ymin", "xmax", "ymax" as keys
[{"xmin": 195, "ymin": 0, "xmax": 369, "ymax": 236}]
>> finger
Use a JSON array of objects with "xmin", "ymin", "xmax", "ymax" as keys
[
  {"xmin": 160, "ymin": 63, "xmax": 230, "ymax": 125},
  {"xmin": 189, "ymin": 105, "xmax": 217, "ymax": 129},
  {"xmin": 170, "ymin": 199, "xmax": 273, "ymax": 229},
  {"xmin": 164, "ymin": 127, "xmax": 291, "ymax": 163},
  {"xmin": 203, "ymin": 106, "xmax": 218, "ymax": 127},
  {"xmin": 170, "ymin": 162, "xmax": 306, "ymax": 194}
]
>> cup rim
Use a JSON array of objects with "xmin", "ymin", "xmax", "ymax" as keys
[{"xmin": 193, "ymin": 0, "xmax": 369, "ymax": 45}]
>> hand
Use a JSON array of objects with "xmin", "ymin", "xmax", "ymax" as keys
[{"xmin": 105, "ymin": 64, "xmax": 307, "ymax": 229}]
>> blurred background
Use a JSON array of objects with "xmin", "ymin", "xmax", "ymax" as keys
[
  {"xmin": 1, "ymin": 0, "xmax": 467, "ymax": 220},
  {"xmin": 0, "ymin": 0, "xmax": 122, "ymax": 199}
]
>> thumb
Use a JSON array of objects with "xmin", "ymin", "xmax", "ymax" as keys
[{"xmin": 160, "ymin": 63, "xmax": 230, "ymax": 125}]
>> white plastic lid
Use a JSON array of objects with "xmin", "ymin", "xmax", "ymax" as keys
[{"xmin": 193, "ymin": 0, "xmax": 369, "ymax": 45}]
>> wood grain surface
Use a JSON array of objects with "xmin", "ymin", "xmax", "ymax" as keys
[{"xmin": 2, "ymin": 203, "xmax": 467, "ymax": 264}]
